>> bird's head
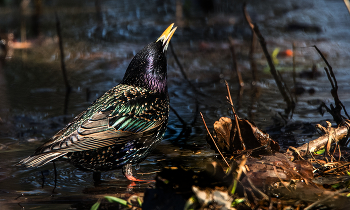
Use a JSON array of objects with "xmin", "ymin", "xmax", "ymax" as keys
[{"xmin": 121, "ymin": 24, "xmax": 177, "ymax": 94}]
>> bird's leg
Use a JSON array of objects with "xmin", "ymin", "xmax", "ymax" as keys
[
  {"xmin": 52, "ymin": 161, "xmax": 57, "ymax": 194},
  {"xmin": 41, "ymin": 171, "xmax": 46, "ymax": 188},
  {"xmin": 93, "ymin": 171, "xmax": 101, "ymax": 186},
  {"xmin": 122, "ymin": 164, "xmax": 146, "ymax": 181}
]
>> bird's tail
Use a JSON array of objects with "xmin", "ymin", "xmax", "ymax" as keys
[{"xmin": 16, "ymin": 152, "xmax": 67, "ymax": 167}]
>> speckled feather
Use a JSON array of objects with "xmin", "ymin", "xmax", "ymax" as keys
[{"xmin": 18, "ymin": 40, "xmax": 170, "ymax": 172}]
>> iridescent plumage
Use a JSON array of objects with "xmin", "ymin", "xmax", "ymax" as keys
[{"xmin": 17, "ymin": 24, "xmax": 177, "ymax": 180}]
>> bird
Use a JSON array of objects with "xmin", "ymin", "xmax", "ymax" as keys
[{"xmin": 17, "ymin": 23, "xmax": 177, "ymax": 181}]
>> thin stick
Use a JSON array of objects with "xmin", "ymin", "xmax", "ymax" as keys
[
  {"xmin": 286, "ymin": 125, "xmax": 349, "ymax": 161},
  {"xmin": 243, "ymin": 4, "xmax": 293, "ymax": 112},
  {"xmin": 52, "ymin": 161, "xmax": 57, "ymax": 194},
  {"xmin": 242, "ymin": 165, "xmax": 269, "ymax": 200},
  {"xmin": 170, "ymin": 105, "xmax": 187, "ymax": 126},
  {"xmin": 169, "ymin": 42, "xmax": 201, "ymax": 95},
  {"xmin": 273, "ymin": 166, "xmax": 291, "ymax": 192},
  {"xmin": 200, "ymin": 112, "xmax": 230, "ymax": 168},
  {"xmin": 304, "ymin": 189, "xmax": 347, "ymax": 210},
  {"xmin": 55, "ymin": 12, "xmax": 71, "ymax": 91},
  {"xmin": 323, "ymin": 162, "xmax": 350, "ymax": 174},
  {"xmin": 228, "ymin": 36, "xmax": 244, "ymax": 87},
  {"xmin": 225, "ymin": 81, "xmax": 246, "ymax": 150},
  {"xmin": 292, "ymin": 42, "xmax": 297, "ymax": 102},
  {"xmin": 231, "ymin": 156, "xmax": 247, "ymax": 195},
  {"xmin": 249, "ymin": 29, "xmax": 257, "ymax": 83},
  {"xmin": 169, "ymin": 41, "xmax": 200, "ymax": 128},
  {"xmin": 313, "ymin": 45, "xmax": 350, "ymax": 124}
]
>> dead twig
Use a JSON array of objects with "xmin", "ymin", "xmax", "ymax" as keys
[
  {"xmin": 273, "ymin": 166, "xmax": 291, "ymax": 192},
  {"xmin": 170, "ymin": 105, "xmax": 187, "ymax": 126},
  {"xmin": 169, "ymin": 42, "xmax": 201, "ymax": 96},
  {"xmin": 304, "ymin": 189, "xmax": 347, "ymax": 210},
  {"xmin": 231, "ymin": 156, "xmax": 247, "ymax": 195},
  {"xmin": 200, "ymin": 112, "xmax": 230, "ymax": 168},
  {"xmin": 228, "ymin": 37, "xmax": 244, "ymax": 87},
  {"xmin": 288, "ymin": 146, "xmax": 305, "ymax": 160},
  {"xmin": 286, "ymin": 125, "xmax": 350, "ymax": 161},
  {"xmin": 225, "ymin": 81, "xmax": 246, "ymax": 150},
  {"xmin": 292, "ymin": 42, "xmax": 296, "ymax": 87},
  {"xmin": 169, "ymin": 42, "xmax": 200, "ymax": 127},
  {"xmin": 242, "ymin": 164, "xmax": 269, "ymax": 200},
  {"xmin": 243, "ymin": 4, "xmax": 294, "ymax": 113},
  {"xmin": 55, "ymin": 12, "xmax": 71, "ymax": 92},
  {"xmin": 249, "ymin": 28, "xmax": 258, "ymax": 83},
  {"xmin": 314, "ymin": 45, "xmax": 350, "ymax": 125},
  {"xmin": 322, "ymin": 162, "xmax": 350, "ymax": 174}
]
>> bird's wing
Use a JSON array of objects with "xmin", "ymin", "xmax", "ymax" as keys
[{"xmin": 34, "ymin": 84, "xmax": 169, "ymax": 154}]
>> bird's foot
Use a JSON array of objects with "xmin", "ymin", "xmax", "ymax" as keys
[{"xmin": 122, "ymin": 164, "xmax": 155, "ymax": 182}]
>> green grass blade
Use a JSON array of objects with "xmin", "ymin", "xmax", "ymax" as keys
[
  {"xmin": 90, "ymin": 201, "xmax": 100, "ymax": 210},
  {"xmin": 104, "ymin": 196, "xmax": 128, "ymax": 206}
]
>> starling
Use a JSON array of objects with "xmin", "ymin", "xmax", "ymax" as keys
[{"xmin": 17, "ymin": 24, "xmax": 177, "ymax": 181}]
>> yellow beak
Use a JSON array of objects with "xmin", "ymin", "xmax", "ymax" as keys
[{"xmin": 156, "ymin": 23, "xmax": 177, "ymax": 52}]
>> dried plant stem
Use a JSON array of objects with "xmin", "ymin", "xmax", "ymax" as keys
[
  {"xmin": 200, "ymin": 112, "xmax": 230, "ymax": 168},
  {"xmin": 314, "ymin": 45, "xmax": 350, "ymax": 125},
  {"xmin": 55, "ymin": 12, "xmax": 71, "ymax": 91},
  {"xmin": 249, "ymin": 33, "xmax": 258, "ymax": 83},
  {"xmin": 170, "ymin": 105, "xmax": 187, "ymax": 128},
  {"xmin": 292, "ymin": 42, "xmax": 296, "ymax": 86},
  {"xmin": 286, "ymin": 125, "xmax": 350, "ymax": 161},
  {"xmin": 273, "ymin": 166, "xmax": 291, "ymax": 192},
  {"xmin": 242, "ymin": 165, "xmax": 269, "ymax": 200},
  {"xmin": 225, "ymin": 81, "xmax": 246, "ymax": 150},
  {"xmin": 304, "ymin": 189, "xmax": 347, "ymax": 210},
  {"xmin": 169, "ymin": 42, "xmax": 199, "ymax": 95},
  {"xmin": 231, "ymin": 156, "xmax": 247, "ymax": 195},
  {"xmin": 169, "ymin": 42, "xmax": 199, "ymax": 128},
  {"xmin": 228, "ymin": 37, "xmax": 244, "ymax": 87},
  {"xmin": 243, "ymin": 4, "xmax": 294, "ymax": 112}
]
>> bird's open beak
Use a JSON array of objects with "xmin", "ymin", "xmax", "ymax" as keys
[{"xmin": 157, "ymin": 23, "xmax": 177, "ymax": 52}]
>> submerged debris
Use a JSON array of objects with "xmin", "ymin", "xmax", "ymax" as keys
[{"xmin": 209, "ymin": 116, "xmax": 280, "ymax": 156}]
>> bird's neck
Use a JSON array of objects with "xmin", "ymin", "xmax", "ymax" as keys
[
  {"xmin": 143, "ymin": 71, "xmax": 168, "ymax": 93},
  {"xmin": 121, "ymin": 71, "xmax": 168, "ymax": 94}
]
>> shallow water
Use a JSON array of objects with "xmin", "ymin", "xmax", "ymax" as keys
[{"xmin": 1, "ymin": 0, "xmax": 350, "ymax": 209}]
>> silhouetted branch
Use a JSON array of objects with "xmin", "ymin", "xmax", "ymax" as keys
[
  {"xmin": 228, "ymin": 37, "xmax": 243, "ymax": 87},
  {"xmin": 292, "ymin": 42, "xmax": 296, "ymax": 87},
  {"xmin": 249, "ymin": 32, "xmax": 258, "ymax": 83},
  {"xmin": 55, "ymin": 12, "xmax": 71, "ymax": 92},
  {"xmin": 304, "ymin": 189, "xmax": 347, "ymax": 210},
  {"xmin": 243, "ymin": 3, "xmax": 294, "ymax": 113},
  {"xmin": 170, "ymin": 105, "xmax": 187, "ymax": 126},
  {"xmin": 313, "ymin": 45, "xmax": 350, "ymax": 125},
  {"xmin": 169, "ymin": 41, "xmax": 200, "ymax": 129}
]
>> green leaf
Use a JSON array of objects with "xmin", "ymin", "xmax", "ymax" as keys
[
  {"xmin": 272, "ymin": 47, "xmax": 280, "ymax": 65},
  {"xmin": 232, "ymin": 198, "xmax": 245, "ymax": 207},
  {"xmin": 314, "ymin": 148, "xmax": 325, "ymax": 155},
  {"xmin": 104, "ymin": 196, "xmax": 128, "ymax": 206},
  {"xmin": 231, "ymin": 179, "xmax": 237, "ymax": 195},
  {"xmin": 91, "ymin": 201, "xmax": 100, "ymax": 210},
  {"xmin": 184, "ymin": 196, "xmax": 196, "ymax": 210},
  {"xmin": 332, "ymin": 183, "xmax": 341, "ymax": 189},
  {"xmin": 137, "ymin": 197, "xmax": 143, "ymax": 207},
  {"xmin": 347, "ymin": 171, "xmax": 350, "ymax": 176}
]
